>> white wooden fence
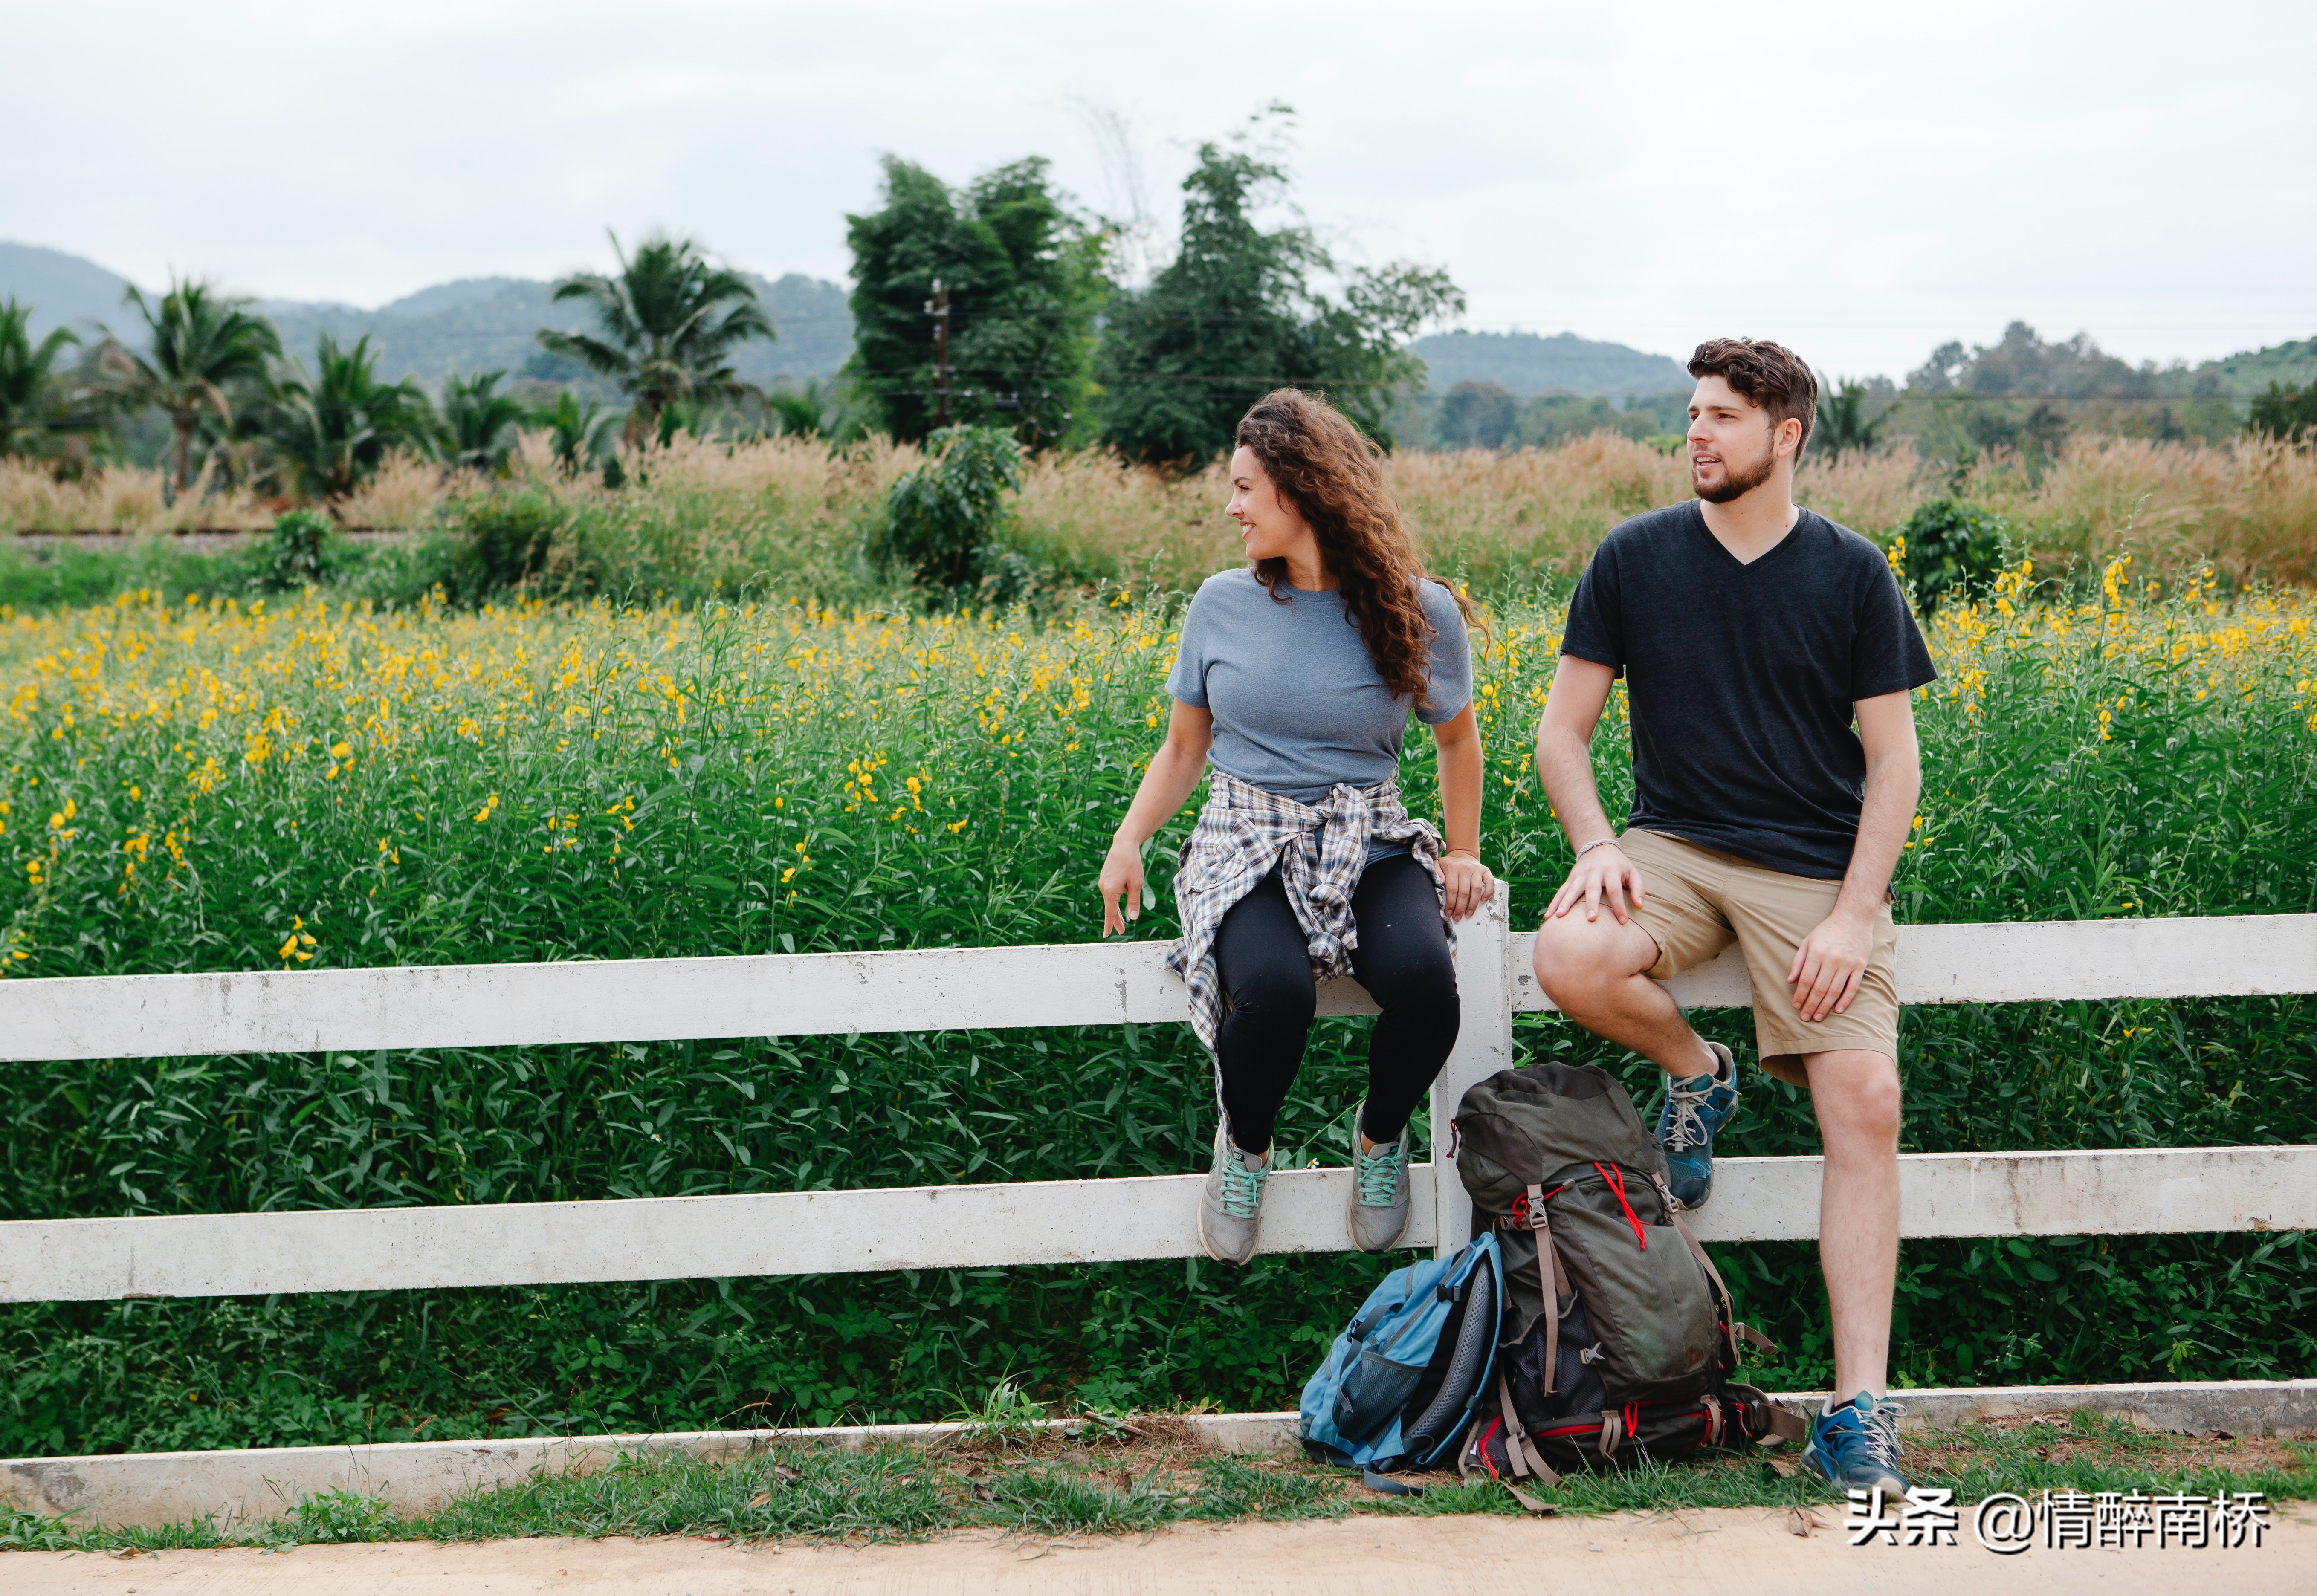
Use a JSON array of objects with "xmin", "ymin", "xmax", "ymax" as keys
[{"xmin": 2, "ymin": 890, "xmax": 2313, "ymax": 1304}]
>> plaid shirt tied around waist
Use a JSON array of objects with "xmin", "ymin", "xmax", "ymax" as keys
[{"xmin": 1165, "ymin": 768, "xmax": 1451, "ymax": 1055}]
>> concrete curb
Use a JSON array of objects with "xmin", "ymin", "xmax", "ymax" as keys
[{"xmin": 7, "ymin": 1379, "xmax": 2312, "ymax": 1531}]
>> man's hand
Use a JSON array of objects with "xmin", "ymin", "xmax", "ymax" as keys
[
  {"xmin": 1788, "ymin": 907, "xmax": 1873, "ymax": 1021},
  {"xmin": 1439, "ymin": 850, "xmax": 1494, "ymax": 922},
  {"xmin": 1547, "ymin": 842, "xmax": 1644, "ymax": 925}
]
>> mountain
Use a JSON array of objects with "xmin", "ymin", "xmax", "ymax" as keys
[
  {"xmin": 1410, "ymin": 330, "xmax": 1691, "ymax": 397},
  {"xmin": 0, "ymin": 243, "xmax": 143, "ymax": 339},
  {"xmin": 379, "ymin": 278, "xmax": 532, "ymax": 318},
  {"xmin": 0, "ymin": 244, "xmax": 854, "ymax": 390},
  {"xmin": 2185, "ymin": 335, "xmax": 2317, "ymax": 400},
  {"xmin": 255, "ymin": 273, "xmax": 852, "ymax": 390}
]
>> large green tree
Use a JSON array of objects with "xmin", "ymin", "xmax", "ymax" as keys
[
  {"xmin": 844, "ymin": 156, "xmax": 1105, "ymax": 448},
  {"xmin": 0, "ymin": 299, "xmax": 80, "ymax": 457},
  {"xmin": 266, "ymin": 334, "xmax": 438, "ymax": 500},
  {"xmin": 1097, "ymin": 143, "xmax": 1461, "ymax": 465},
  {"xmin": 536, "ymin": 232, "xmax": 773, "ymax": 444},
  {"xmin": 103, "ymin": 278, "xmax": 282, "ymax": 489}
]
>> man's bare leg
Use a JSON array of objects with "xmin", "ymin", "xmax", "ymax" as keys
[
  {"xmin": 1531, "ymin": 911, "xmax": 1719, "ymax": 1078},
  {"xmin": 1801, "ymin": 1047, "xmax": 1902, "ymax": 1399}
]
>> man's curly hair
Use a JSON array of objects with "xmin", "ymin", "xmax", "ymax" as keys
[{"xmin": 1233, "ymin": 389, "xmax": 1479, "ymax": 708}]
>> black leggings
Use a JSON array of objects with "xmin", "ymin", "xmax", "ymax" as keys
[{"xmin": 1211, "ymin": 852, "xmax": 1460, "ymax": 1155}]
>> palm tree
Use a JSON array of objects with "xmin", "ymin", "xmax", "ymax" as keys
[
  {"xmin": 440, "ymin": 369, "xmax": 527, "ymax": 474},
  {"xmin": 266, "ymin": 334, "xmax": 437, "ymax": 500},
  {"xmin": 767, "ymin": 378, "xmax": 831, "ymax": 439},
  {"xmin": 103, "ymin": 278, "xmax": 282, "ymax": 490},
  {"xmin": 536, "ymin": 231, "xmax": 773, "ymax": 443},
  {"xmin": 533, "ymin": 390, "xmax": 619, "ymax": 473},
  {"xmin": 0, "ymin": 299, "xmax": 80, "ymax": 456},
  {"xmin": 1813, "ymin": 378, "xmax": 1885, "ymax": 463}
]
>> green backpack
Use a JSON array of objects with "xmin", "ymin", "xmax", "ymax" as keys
[{"xmin": 1453, "ymin": 1061, "xmax": 1802, "ymax": 1506}]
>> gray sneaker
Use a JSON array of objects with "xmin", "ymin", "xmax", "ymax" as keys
[
  {"xmin": 1197, "ymin": 1122, "xmax": 1269, "ymax": 1265},
  {"xmin": 1345, "ymin": 1108, "xmax": 1410, "ymax": 1252}
]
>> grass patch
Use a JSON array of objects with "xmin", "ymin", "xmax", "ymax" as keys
[{"xmin": 6, "ymin": 1414, "xmax": 2313, "ymax": 1553}]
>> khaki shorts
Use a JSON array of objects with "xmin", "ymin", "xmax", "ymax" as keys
[{"xmin": 1617, "ymin": 829, "xmax": 1899, "ymax": 1087}]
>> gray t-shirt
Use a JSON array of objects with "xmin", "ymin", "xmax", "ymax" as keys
[{"xmin": 1167, "ymin": 570, "xmax": 1474, "ymax": 809}]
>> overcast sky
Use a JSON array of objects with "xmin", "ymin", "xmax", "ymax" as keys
[{"xmin": 6, "ymin": 0, "xmax": 2311, "ymax": 379}]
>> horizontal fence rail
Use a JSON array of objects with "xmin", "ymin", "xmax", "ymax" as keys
[
  {"xmin": 6, "ymin": 1147, "xmax": 2314, "ymax": 1304},
  {"xmin": 1, "ymin": 902, "xmax": 2311, "ymax": 1304},
  {"xmin": 0, "ymin": 913, "xmax": 2305, "ymax": 1064}
]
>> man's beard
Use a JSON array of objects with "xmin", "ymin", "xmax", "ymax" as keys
[{"xmin": 1694, "ymin": 444, "xmax": 1777, "ymax": 504}]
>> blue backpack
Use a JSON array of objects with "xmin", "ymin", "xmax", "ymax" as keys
[{"xmin": 1298, "ymin": 1233, "xmax": 1503, "ymax": 1491}]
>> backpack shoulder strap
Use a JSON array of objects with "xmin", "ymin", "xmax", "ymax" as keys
[
  {"xmin": 1665, "ymin": 1203, "xmax": 1739, "ymax": 1366},
  {"xmin": 1484, "ymin": 1370, "xmax": 1559, "ymax": 1513},
  {"xmin": 1512, "ymin": 1180, "xmax": 1561, "ymax": 1392}
]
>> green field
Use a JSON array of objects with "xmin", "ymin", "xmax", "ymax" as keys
[{"xmin": 0, "ymin": 567, "xmax": 2311, "ymax": 1459}]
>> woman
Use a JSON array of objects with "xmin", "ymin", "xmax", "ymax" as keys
[{"xmin": 1098, "ymin": 389, "xmax": 1494, "ymax": 1265}]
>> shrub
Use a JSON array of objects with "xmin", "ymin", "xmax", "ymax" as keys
[
  {"xmin": 455, "ymin": 491, "xmax": 564, "ymax": 595},
  {"xmin": 264, "ymin": 509, "xmax": 334, "ymax": 592},
  {"xmin": 877, "ymin": 425, "xmax": 1023, "ymax": 592},
  {"xmin": 1890, "ymin": 498, "xmax": 2007, "ymax": 610}
]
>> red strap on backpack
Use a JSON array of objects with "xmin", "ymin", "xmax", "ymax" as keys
[{"xmin": 1595, "ymin": 1162, "xmax": 1646, "ymax": 1249}]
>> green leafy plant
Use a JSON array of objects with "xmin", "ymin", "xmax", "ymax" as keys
[
  {"xmin": 440, "ymin": 369, "xmax": 527, "ymax": 474},
  {"xmin": 1888, "ymin": 498, "xmax": 2007, "ymax": 610},
  {"xmin": 288, "ymin": 1489, "xmax": 399, "ymax": 1543},
  {"xmin": 533, "ymin": 390, "xmax": 620, "ymax": 474},
  {"xmin": 949, "ymin": 1376, "xmax": 1051, "ymax": 1451},
  {"xmin": 2248, "ymin": 381, "xmax": 2317, "ymax": 444},
  {"xmin": 455, "ymin": 490, "xmax": 565, "ymax": 594},
  {"xmin": 1813, "ymin": 378, "xmax": 1885, "ymax": 461},
  {"xmin": 877, "ymin": 424, "xmax": 1023, "ymax": 591},
  {"xmin": 0, "ymin": 299, "xmax": 81, "ymax": 457},
  {"xmin": 265, "ymin": 508, "xmax": 335, "ymax": 591},
  {"xmin": 767, "ymin": 379, "xmax": 831, "ymax": 439},
  {"xmin": 266, "ymin": 333, "xmax": 438, "ymax": 500}
]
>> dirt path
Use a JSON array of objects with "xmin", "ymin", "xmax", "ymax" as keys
[{"xmin": 12, "ymin": 1505, "xmax": 2314, "ymax": 1594}]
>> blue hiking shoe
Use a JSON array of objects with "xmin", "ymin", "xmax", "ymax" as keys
[
  {"xmin": 1801, "ymin": 1391, "xmax": 1912, "ymax": 1497},
  {"xmin": 1653, "ymin": 1041, "xmax": 1739, "ymax": 1211}
]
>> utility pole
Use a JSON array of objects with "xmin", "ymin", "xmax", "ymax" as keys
[{"xmin": 926, "ymin": 278, "xmax": 951, "ymax": 429}]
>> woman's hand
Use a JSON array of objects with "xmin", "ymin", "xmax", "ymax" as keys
[
  {"xmin": 1439, "ymin": 849, "xmax": 1494, "ymax": 922},
  {"xmin": 1100, "ymin": 702, "xmax": 1211, "ymax": 937},
  {"xmin": 1098, "ymin": 834, "xmax": 1149, "ymax": 937},
  {"xmin": 1547, "ymin": 841, "xmax": 1643, "ymax": 924}
]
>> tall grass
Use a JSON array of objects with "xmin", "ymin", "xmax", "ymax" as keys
[
  {"xmin": 0, "ymin": 569, "xmax": 2309, "ymax": 1458},
  {"xmin": 0, "ymin": 458, "xmax": 274, "ymax": 534},
  {"xmin": 7, "ymin": 431, "xmax": 2311, "ymax": 598}
]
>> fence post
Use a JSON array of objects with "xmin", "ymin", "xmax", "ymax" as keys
[{"xmin": 1433, "ymin": 879, "xmax": 1514, "ymax": 1258}]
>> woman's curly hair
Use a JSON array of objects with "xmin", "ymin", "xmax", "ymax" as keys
[{"xmin": 1234, "ymin": 388, "xmax": 1480, "ymax": 708}]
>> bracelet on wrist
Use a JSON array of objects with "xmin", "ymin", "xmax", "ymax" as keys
[{"xmin": 1574, "ymin": 836, "xmax": 1622, "ymax": 860}]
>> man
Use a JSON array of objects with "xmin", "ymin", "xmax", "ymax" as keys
[{"xmin": 1529, "ymin": 338, "xmax": 1932, "ymax": 1495}]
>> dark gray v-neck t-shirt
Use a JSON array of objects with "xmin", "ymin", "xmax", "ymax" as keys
[
  {"xmin": 1167, "ymin": 569, "xmax": 1473, "ymax": 805},
  {"xmin": 1558, "ymin": 501, "xmax": 1935, "ymax": 880}
]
